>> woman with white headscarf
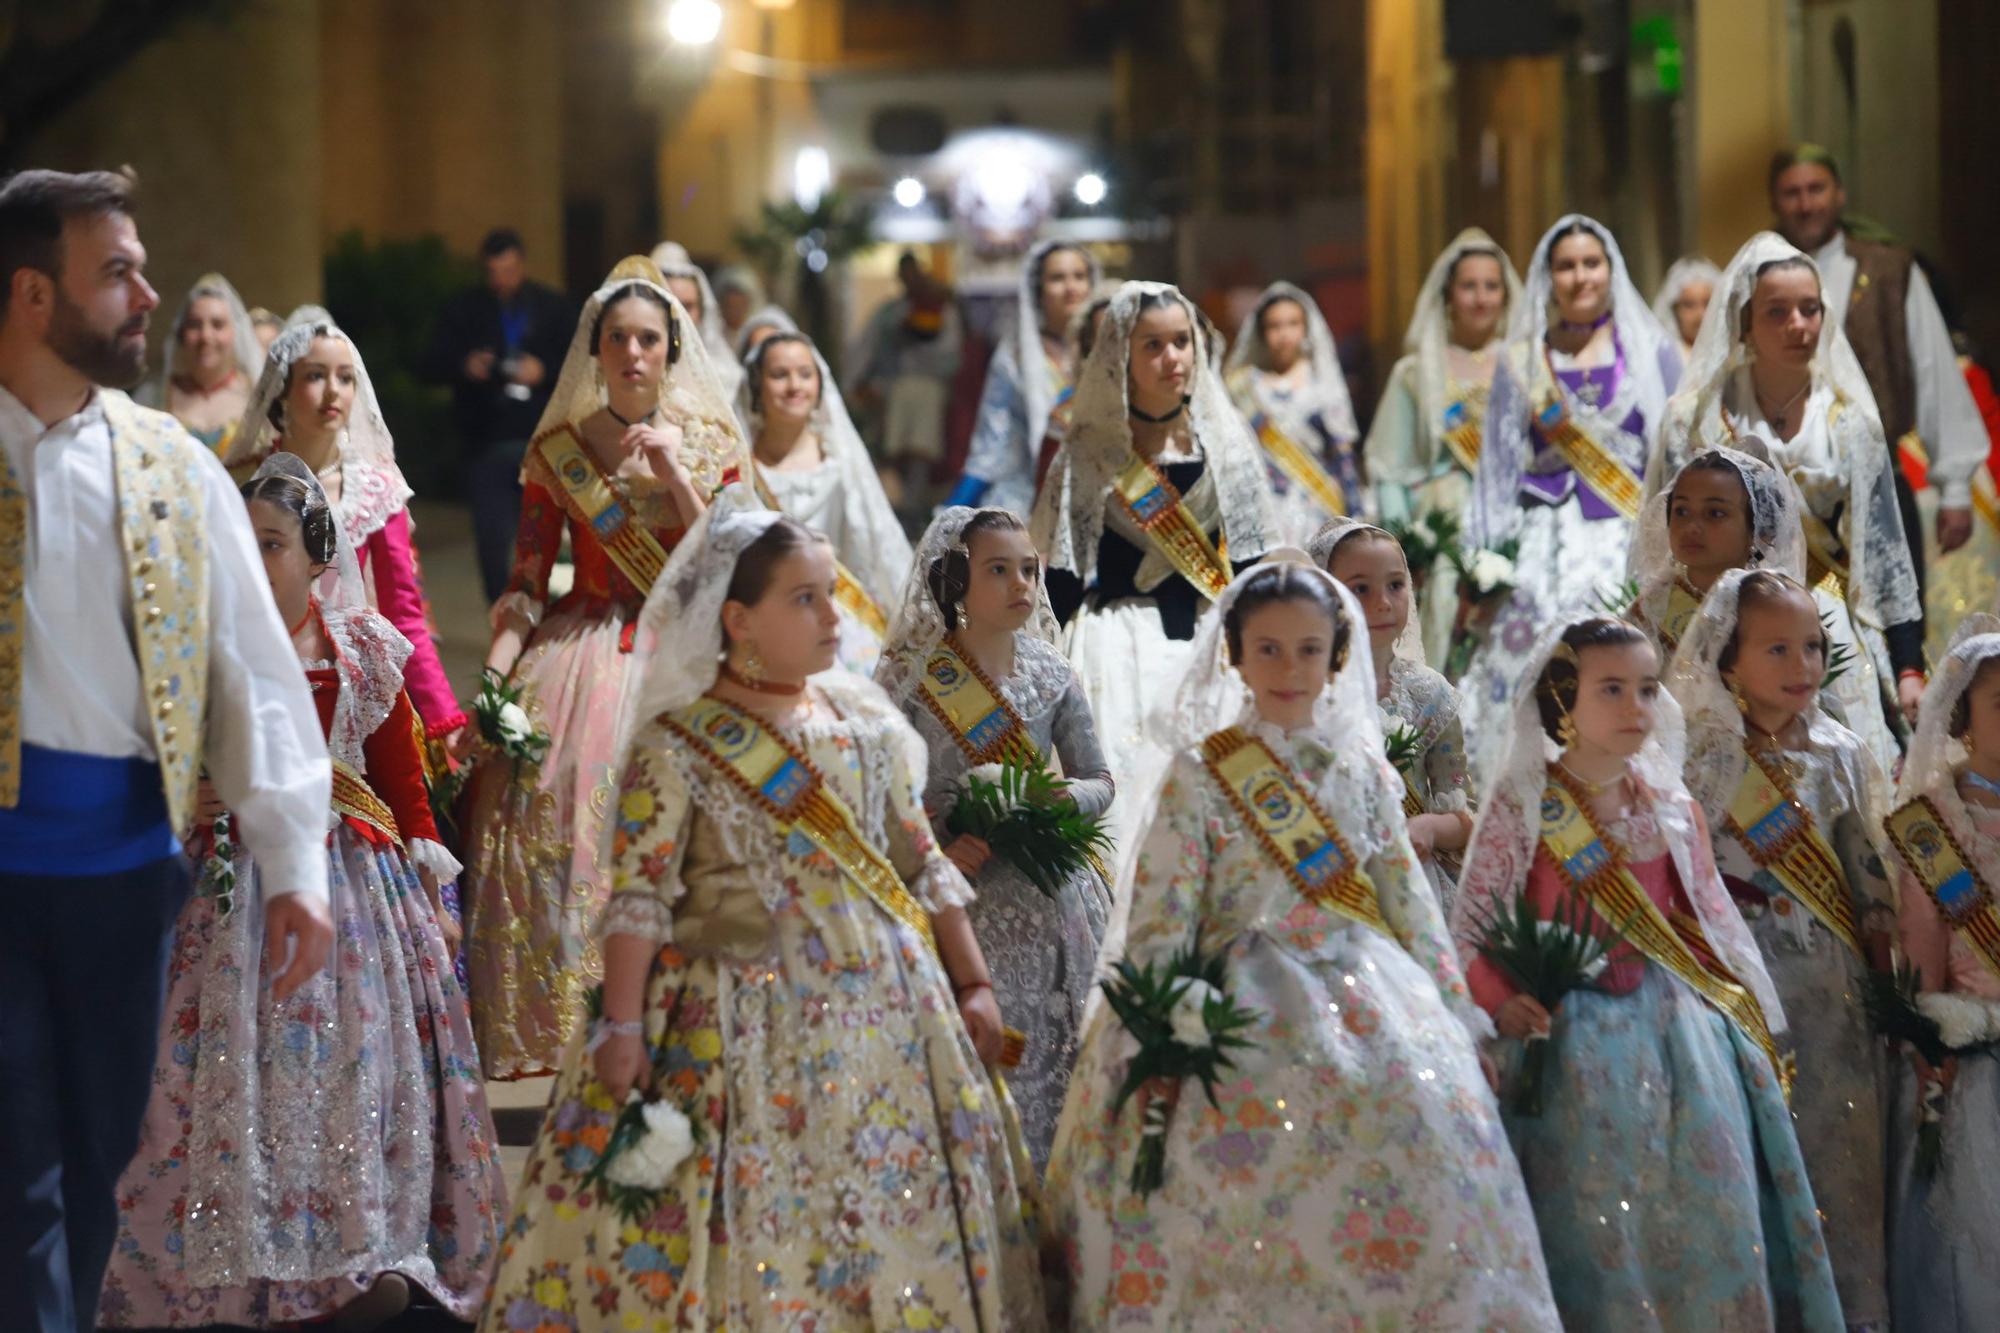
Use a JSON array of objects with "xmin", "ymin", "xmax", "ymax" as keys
[
  {"xmin": 651, "ymin": 240, "xmax": 746, "ymax": 401},
  {"xmin": 1458, "ymin": 215, "xmax": 1682, "ymax": 779},
  {"xmin": 1031, "ymin": 281, "xmax": 1280, "ymax": 852},
  {"xmin": 738, "ymin": 328, "xmax": 913, "ymax": 674},
  {"xmin": 948, "ymin": 239, "xmax": 1101, "ymax": 517},
  {"xmin": 228, "ymin": 316, "xmax": 468, "ymax": 746},
  {"xmin": 479, "ymin": 486, "xmax": 1046, "ymax": 1330},
  {"xmin": 1651, "ymin": 256, "xmax": 1721, "ymax": 365},
  {"xmin": 1884, "ymin": 616, "xmax": 2000, "ymax": 1332},
  {"xmin": 458, "ymin": 256, "xmax": 747, "ymax": 1079},
  {"xmin": 1651, "ymin": 230, "xmax": 1928, "ymax": 744},
  {"xmin": 99, "ymin": 454, "xmax": 504, "ymax": 1330},
  {"xmin": 1045, "ymin": 559, "xmax": 1558, "ymax": 1330},
  {"xmin": 1366, "ymin": 229, "xmax": 1525, "ymax": 664},
  {"xmin": 1224, "ymin": 280, "xmax": 1364, "ymax": 541},
  {"xmin": 141, "ymin": 272, "xmax": 263, "ymax": 456}
]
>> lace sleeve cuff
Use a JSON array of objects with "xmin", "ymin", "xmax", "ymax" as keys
[
  {"xmin": 405, "ymin": 837, "xmax": 464, "ymax": 884},
  {"xmin": 490, "ymin": 590, "xmax": 544, "ymax": 634},
  {"xmin": 913, "ymin": 856, "xmax": 976, "ymax": 913},
  {"xmin": 1431, "ymin": 788, "xmax": 1471, "ymax": 816},
  {"xmin": 600, "ymin": 890, "xmax": 675, "ymax": 944},
  {"xmin": 1457, "ymin": 1000, "xmax": 1498, "ymax": 1045}
]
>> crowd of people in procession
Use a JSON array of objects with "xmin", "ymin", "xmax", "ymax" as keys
[{"xmin": 5, "ymin": 140, "xmax": 2000, "ymax": 1333}]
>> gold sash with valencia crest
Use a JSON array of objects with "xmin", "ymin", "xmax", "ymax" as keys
[
  {"xmin": 1200, "ymin": 727, "xmax": 1393, "ymax": 940},
  {"xmin": 1886, "ymin": 796, "xmax": 2000, "ymax": 982},
  {"xmin": 663, "ymin": 694, "xmax": 935, "ymax": 954},
  {"xmin": 1438, "ymin": 388, "xmax": 1487, "ymax": 475},
  {"xmin": 1530, "ymin": 351, "xmax": 1643, "ymax": 519},
  {"xmin": 1540, "ymin": 774, "xmax": 1785, "ymax": 1084},
  {"xmin": 533, "ymin": 424, "xmax": 671, "ymax": 594},
  {"xmin": 1111, "ymin": 452, "xmax": 1231, "ymax": 601},
  {"xmin": 746, "ymin": 470, "xmax": 889, "ymax": 639},
  {"xmin": 1248, "ymin": 410, "xmax": 1349, "ymax": 518},
  {"xmin": 1724, "ymin": 744, "xmax": 1862, "ymax": 957},
  {"xmin": 919, "ymin": 638, "xmax": 1040, "ymax": 767},
  {"xmin": 1654, "ymin": 576, "xmax": 1703, "ymax": 657}
]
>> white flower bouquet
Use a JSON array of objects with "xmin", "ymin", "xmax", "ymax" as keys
[
  {"xmin": 1099, "ymin": 926, "xmax": 1262, "ymax": 1196},
  {"xmin": 1865, "ymin": 962, "xmax": 2000, "ymax": 1178},
  {"xmin": 472, "ymin": 667, "xmax": 550, "ymax": 768}
]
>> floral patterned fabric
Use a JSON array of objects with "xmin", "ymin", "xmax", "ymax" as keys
[
  {"xmin": 1378, "ymin": 656, "xmax": 1473, "ymax": 918},
  {"xmin": 900, "ymin": 634, "xmax": 1114, "ymax": 1169},
  {"xmin": 479, "ymin": 673, "xmax": 1046, "ymax": 1332},
  {"xmin": 1043, "ymin": 723, "xmax": 1558, "ymax": 1330},
  {"xmin": 1684, "ymin": 724, "xmax": 1894, "ymax": 1328}
]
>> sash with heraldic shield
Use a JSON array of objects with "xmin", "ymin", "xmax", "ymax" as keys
[
  {"xmin": 1528, "ymin": 348, "xmax": 1644, "ymax": 520},
  {"xmin": 1886, "ymin": 795, "xmax": 2000, "ymax": 982},
  {"xmin": 532, "ymin": 424, "xmax": 671, "ymax": 594},
  {"xmin": 1723, "ymin": 744, "xmax": 1863, "ymax": 958},
  {"xmin": 1111, "ymin": 452, "xmax": 1232, "ymax": 601},
  {"xmin": 919, "ymin": 638, "xmax": 1040, "ymax": 768}
]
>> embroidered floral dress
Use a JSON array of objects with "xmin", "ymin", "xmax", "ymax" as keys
[
  {"xmin": 479, "ymin": 673, "xmax": 1045, "ymax": 1332},
  {"xmin": 1684, "ymin": 722, "xmax": 1894, "ymax": 1328},
  {"xmin": 899, "ymin": 633, "xmax": 1114, "ymax": 1169},
  {"xmin": 1461, "ymin": 781, "xmax": 1843, "ymax": 1331},
  {"xmin": 1378, "ymin": 655, "xmax": 1474, "ymax": 918},
  {"xmin": 1043, "ymin": 721, "xmax": 1558, "ymax": 1331},
  {"xmin": 1225, "ymin": 365, "xmax": 1365, "ymax": 543},
  {"xmin": 461, "ymin": 431, "xmax": 693, "ymax": 1078},
  {"xmin": 98, "ymin": 605, "xmax": 505, "ymax": 1327}
]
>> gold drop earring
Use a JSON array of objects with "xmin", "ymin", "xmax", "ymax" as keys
[
  {"xmin": 1555, "ymin": 696, "xmax": 1579, "ymax": 749},
  {"xmin": 739, "ymin": 641, "xmax": 765, "ymax": 685}
]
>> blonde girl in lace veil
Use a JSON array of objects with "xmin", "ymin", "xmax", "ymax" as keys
[
  {"xmin": 737, "ymin": 327, "xmax": 913, "ymax": 674},
  {"xmin": 1650, "ymin": 230, "xmax": 1927, "ymax": 747},
  {"xmin": 1449, "ymin": 610, "xmax": 1839, "ymax": 1329},
  {"xmin": 1884, "ymin": 615, "xmax": 2000, "ymax": 1331},
  {"xmin": 1223, "ymin": 281, "xmax": 1364, "ymax": 540},
  {"xmin": 480, "ymin": 486, "xmax": 1045, "ymax": 1332},
  {"xmin": 458, "ymin": 257, "xmax": 748, "ymax": 1079},
  {"xmin": 1667, "ymin": 566, "xmax": 1895, "ymax": 1327},
  {"xmin": 1650, "ymin": 256, "xmax": 1721, "ymax": 364},
  {"xmin": 1458, "ymin": 216, "xmax": 1682, "ymax": 779},
  {"xmin": 874, "ymin": 504, "xmax": 1111, "ymax": 1167},
  {"xmin": 140, "ymin": 272, "xmax": 262, "ymax": 455},
  {"xmin": 650, "ymin": 240, "xmax": 746, "ymax": 400},
  {"xmin": 1032, "ymin": 281, "xmax": 1280, "ymax": 852},
  {"xmin": 1310, "ymin": 516, "xmax": 1476, "ymax": 916},
  {"xmin": 100, "ymin": 453, "xmax": 505, "ymax": 1330},
  {"xmin": 1366, "ymin": 229, "xmax": 1524, "ymax": 665},
  {"xmin": 1044, "ymin": 558, "xmax": 1559, "ymax": 1330}
]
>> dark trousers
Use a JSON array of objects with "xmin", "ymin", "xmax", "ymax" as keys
[
  {"xmin": 469, "ymin": 437, "xmax": 529, "ymax": 605},
  {"xmin": 0, "ymin": 857, "xmax": 190, "ymax": 1332}
]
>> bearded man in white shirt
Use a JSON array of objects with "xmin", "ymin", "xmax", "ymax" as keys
[
  {"xmin": 1769, "ymin": 144, "xmax": 1983, "ymax": 602},
  {"xmin": 0, "ymin": 168, "xmax": 335, "ymax": 1333}
]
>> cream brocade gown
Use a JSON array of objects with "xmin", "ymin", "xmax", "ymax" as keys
[{"xmin": 479, "ymin": 672, "xmax": 1045, "ymax": 1333}]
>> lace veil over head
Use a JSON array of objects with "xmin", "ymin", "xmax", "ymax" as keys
[
  {"xmin": 1013, "ymin": 239, "xmax": 1104, "ymax": 459},
  {"xmin": 1898, "ymin": 614, "xmax": 2000, "ymax": 839},
  {"xmin": 1029, "ymin": 280, "xmax": 1278, "ymax": 584},
  {"xmin": 1625, "ymin": 436, "xmax": 1807, "ymax": 589},
  {"xmin": 874, "ymin": 505, "xmax": 1062, "ymax": 705},
  {"xmin": 1650, "ymin": 257, "xmax": 1722, "ymax": 344},
  {"xmin": 1224, "ymin": 280, "xmax": 1358, "ymax": 442},
  {"xmin": 145, "ymin": 272, "xmax": 265, "ymax": 407},
  {"xmin": 1401, "ymin": 228, "xmax": 1524, "ymax": 438},
  {"xmin": 651, "ymin": 241, "xmax": 746, "ymax": 395},
  {"xmin": 1306, "ymin": 515, "xmax": 1427, "ymax": 665},
  {"xmin": 1448, "ymin": 607, "xmax": 1788, "ymax": 1035},
  {"xmin": 533, "ymin": 256, "xmax": 749, "ymax": 497},
  {"xmin": 227, "ymin": 316, "xmax": 406, "ymax": 484}
]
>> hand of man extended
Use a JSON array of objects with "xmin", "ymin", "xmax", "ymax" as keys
[{"xmin": 264, "ymin": 891, "xmax": 335, "ymax": 1002}]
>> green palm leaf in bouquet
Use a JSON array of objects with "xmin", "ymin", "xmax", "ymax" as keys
[{"xmin": 945, "ymin": 761, "xmax": 1114, "ymax": 898}]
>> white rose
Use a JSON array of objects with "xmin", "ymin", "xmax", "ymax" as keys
[
  {"xmin": 1470, "ymin": 549, "xmax": 1514, "ymax": 591},
  {"xmin": 603, "ymin": 1098, "xmax": 695, "ymax": 1190},
  {"xmin": 495, "ymin": 701, "xmax": 533, "ymax": 745},
  {"xmin": 1918, "ymin": 991, "xmax": 2000, "ymax": 1051},
  {"xmin": 1168, "ymin": 978, "xmax": 1222, "ymax": 1048},
  {"xmin": 968, "ymin": 763, "xmax": 1008, "ymax": 786}
]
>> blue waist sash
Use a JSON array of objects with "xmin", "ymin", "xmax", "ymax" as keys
[{"xmin": 0, "ymin": 743, "xmax": 179, "ymax": 876}]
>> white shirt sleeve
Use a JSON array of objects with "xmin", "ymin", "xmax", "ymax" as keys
[
  {"xmin": 1905, "ymin": 264, "xmax": 1984, "ymax": 506},
  {"xmin": 196, "ymin": 450, "xmax": 333, "ymax": 904}
]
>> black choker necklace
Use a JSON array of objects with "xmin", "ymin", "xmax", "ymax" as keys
[
  {"xmin": 608, "ymin": 404, "xmax": 657, "ymax": 428},
  {"xmin": 1129, "ymin": 396, "xmax": 1190, "ymax": 424}
]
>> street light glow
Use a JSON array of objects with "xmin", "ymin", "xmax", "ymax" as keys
[
  {"xmin": 892, "ymin": 176, "xmax": 926, "ymax": 208},
  {"xmin": 793, "ymin": 146, "xmax": 831, "ymax": 210},
  {"xmin": 665, "ymin": 0, "xmax": 723, "ymax": 45},
  {"xmin": 1074, "ymin": 172, "xmax": 1107, "ymax": 207}
]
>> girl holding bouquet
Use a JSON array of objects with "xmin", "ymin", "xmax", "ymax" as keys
[
  {"xmin": 1044, "ymin": 560, "xmax": 1557, "ymax": 1330},
  {"xmin": 1311, "ymin": 515, "xmax": 1476, "ymax": 917},
  {"xmin": 875, "ymin": 505, "xmax": 1114, "ymax": 1168},
  {"xmin": 1669, "ymin": 569, "xmax": 1894, "ymax": 1328},
  {"xmin": 1885, "ymin": 616, "xmax": 2000, "ymax": 1330},
  {"xmin": 1452, "ymin": 610, "xmax": 1840, "ymax": 1329},
  {"xmin": 478, "ymin": 489, "xmax": 1044, "ymax": 1332}
]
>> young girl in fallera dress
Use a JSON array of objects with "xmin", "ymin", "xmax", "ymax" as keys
[
  {"xmin": 1886, "ymin": 617, "xmax": 2000, "ymax": 1331},
  {"xmin": 1045, "ymin": 560, "xmax": 1558, "ymax": 1331},
  {"xmin": 1223, "ymin": 282, "xmax": 1364, "ymax": 540},
  {"xmin": 1312, "ymin": 516, "xmax": 1476, "ymax": 917},
  {"xmin": 874, "ymin": 505, "xmax": 1114, "ymax": 1169},
  {"xmin": 1670, "ymin": 569, "xmax": 1895, "ymax": 1329},
  {"xmin": 479, "ymin": 489, "xmax": 1043, "ymax": 1332},
  {"xmin": 1451, "ymin": 613, "xmax": 1841, "ymax": 1331},
  {"xmin": 98, "ymin": 455, "xmax": 504, "ymax": 1332}
]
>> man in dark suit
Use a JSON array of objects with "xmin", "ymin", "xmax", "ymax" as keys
[{"xmin": 424, "ymin": 228, "xmax": 573, "ymax": 602}]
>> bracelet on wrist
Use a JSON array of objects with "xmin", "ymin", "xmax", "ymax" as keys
[
  {"xmin": 1899, "ymin": 668, "xmax": 1927, "ymax": 683},
  {"xmin": 586, "ymin": 1016, "xmax": 644, "ymax": 1053},
  {"xmin": 954, "ymin": 980, "xmax": 993, "ymax": 1001}
]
